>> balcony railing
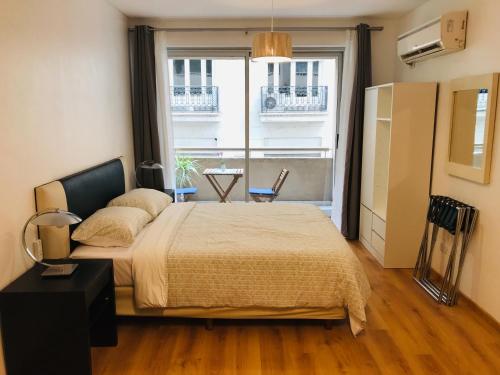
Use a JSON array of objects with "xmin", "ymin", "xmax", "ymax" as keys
[
  {"xmin": 175, "ymin": 147, "xmax": 331, "ymax": 158},
  {"xmin": 171, "ymin": 86, "xmax": 219, "ymax": 113},
  {"xmin": 261, "ymin": 86, "xmax": 328, "ymax": 113}
]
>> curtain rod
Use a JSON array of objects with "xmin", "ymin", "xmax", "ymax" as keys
[{"xmin": 128, "ymin": 26, "xmax": 384, "ymax": 32}]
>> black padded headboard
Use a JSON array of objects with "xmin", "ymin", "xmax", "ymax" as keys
[
  {"xmin": 61, "ymin": 158, "xmax": 125, "ymax": 222},
  {"xmin": 61, "ymin": 159, "xmax": 125, "ymax": 249}
]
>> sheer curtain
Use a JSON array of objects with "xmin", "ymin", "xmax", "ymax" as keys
[
  {"xmin": 154, "ymin": 31, "xmax": 176, "ymax": 191},
  {"xmin": 332, "ymin": 30, "xmax": 357, "ymax": 230}
]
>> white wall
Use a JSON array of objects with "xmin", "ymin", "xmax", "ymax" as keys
[
  {"xmin": 0, "ymin": 1, "xmax": 133, "ymax": 372},
  {"xmin": 396, "ymin": 0, "xmax": 500, "ymax": 322}
]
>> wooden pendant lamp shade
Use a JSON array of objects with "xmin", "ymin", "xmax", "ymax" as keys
[{"xmin": 252, "ymin": 32, "xmax": 292, "ymax": 62}]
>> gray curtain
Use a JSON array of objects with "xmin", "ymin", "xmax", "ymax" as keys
[
  {"xmin": 129, "ymin": 25, "xmax": 165, "ymax": 190},
  {"xmin": 341, "ymin": 24, "xmax": 372, "ymax": 239}
]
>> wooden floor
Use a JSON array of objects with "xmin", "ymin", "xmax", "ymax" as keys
[{"xmin": 92, "ymin": 242, "xmax": 500, "ymax": 375}]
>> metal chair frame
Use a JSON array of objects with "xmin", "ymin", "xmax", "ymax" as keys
[{"xmin": 413, "ymin": 195, "xmax": 479, "ymax": 306}]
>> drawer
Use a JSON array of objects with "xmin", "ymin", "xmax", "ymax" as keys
[
  {"xmin": 371, "ymin": 230, "xmax": 385, "ymax": 258},
  {"xmin": 372, "ymin": 214, "xmax": 386, "ymax": 239},
  {"xmin": 360, "ymin": 204, "xmax": 372, "ymax": 241}
]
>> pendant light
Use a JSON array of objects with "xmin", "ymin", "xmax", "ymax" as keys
[{"xmin": 251, "ymin": 0, "xmax": 292, "ymax": 63}]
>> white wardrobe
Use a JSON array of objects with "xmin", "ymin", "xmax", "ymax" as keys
[{"xmin": 359, "ymin": 82, "xmax": 437, "ymax": 268}]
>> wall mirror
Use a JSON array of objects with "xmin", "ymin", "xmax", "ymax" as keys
[{"xmin": 447, "ymin": 73, "xmax": 498, "ymax": 184}]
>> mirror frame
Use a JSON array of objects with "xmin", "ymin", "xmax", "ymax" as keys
[{"xmin": 447, "ymin": 73, "xmax": 499, "ymax": 184}]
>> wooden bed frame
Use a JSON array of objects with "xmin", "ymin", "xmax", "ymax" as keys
[{"xmin": 34, "ymin": 158, "xmax": 347, "ymax": 328}]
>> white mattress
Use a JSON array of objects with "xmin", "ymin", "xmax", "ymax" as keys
[{"xmin": 71, "ymin": 244, "xmax": 134, "ymax": 286}]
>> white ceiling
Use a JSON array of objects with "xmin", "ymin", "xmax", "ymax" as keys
[{"xmin": 108, "ymin": 0, "xmax": 428, "ymax": 19}]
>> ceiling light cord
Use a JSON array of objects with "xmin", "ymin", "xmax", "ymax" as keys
[{"xmin": 271, "ymin": 0, "xmax": 274, "ymax": 32}]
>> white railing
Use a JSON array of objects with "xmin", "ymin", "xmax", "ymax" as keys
[
  {"xmin": 261, "ymin": 86, "xmax": 328, "ymax": 113},
  {"xmin": 175, "ymin": 147, "xmax": 332, "ymax": 158},
  {"xmin": 170, "ymin": 86, "xmax": 219, "ymax": 113}
]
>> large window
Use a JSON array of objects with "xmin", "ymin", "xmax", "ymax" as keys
[
  {"xmin": 189, "ymin": 59, "xmax": 201, "ymax": 94},
  {"xmin": 266, "ymin": 61, "xmax": 321, "ymax": 97},
  {"xmin": 295, "ymin": 61, "xmax": 308, "ymax": 96},
  {"xmin": 261, "ymin": 60, "xmax": 328, "ymax": 113},
  {"xmin": 206, "ymin": 60, "xmax": 213, "ymax": 93},
  {"xmin": 169, "ymin": 59, "xmax": 218, "ymax": 112},
  {"xmin": 312, "ymin": 61, "xmax": 319, "ymax": 96},
  {"xmin": 173, "ymin": 60, "xmax": 185, "ymax": 95},
  {"xmin": 167, "ymin": 51, "xmax": 341, "ymax": 203},
  {"xmin": 295, "ymin": 62, "xmax": 307, "ymax": 87},
  {"xmin": 267, "ymin": 64, "xmax": 274, "ymax": 93},
  {"xmin": 279, "ymin": 62, "xmax": 291, "ymax": 94}
]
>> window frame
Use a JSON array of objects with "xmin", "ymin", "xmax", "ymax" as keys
[{"xmin": 167, "ymin": 47, "xmax": 344, "ymax": 200}]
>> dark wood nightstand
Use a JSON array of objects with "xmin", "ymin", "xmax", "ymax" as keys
[{"xmin": 0, "ymin": 259, "xmax": 117, "ymax": 375}]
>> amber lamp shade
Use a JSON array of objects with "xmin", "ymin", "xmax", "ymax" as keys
[{"xmin": 251, "ymin": 32, "xmax": 292, "ymax": 63}]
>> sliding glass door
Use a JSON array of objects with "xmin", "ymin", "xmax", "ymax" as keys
[
  {"xmin": 167, "ymin": 49, "xmax": 341, "ymax": 206},
  {"xmin": 168, "ymin": 51, "xmax": 247, "ymax": 201},
  {"xmin": 249, "ymin": 53, "xmax": 339, "ymax": 210}
]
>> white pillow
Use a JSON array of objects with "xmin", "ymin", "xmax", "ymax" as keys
[
  {"xmin": 107, "ymin": 188, "xmax": 172, "ymax": 218},
  {"xmin": 71, "ymin": 206, "xmax": 152, "ymax": 247}
]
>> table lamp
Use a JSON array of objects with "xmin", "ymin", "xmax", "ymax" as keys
[
  {"xmin": 135, "ymin": 160, "xmax": 164, "ymax": 188},
  {"xmin": 22, "ymin": 208, "xmax": 82, "ymax": 277}
]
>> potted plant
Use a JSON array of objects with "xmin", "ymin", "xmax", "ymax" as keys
[{"xmin": 175, "ymin": 156, "xmax": 201, "ymax": 201}]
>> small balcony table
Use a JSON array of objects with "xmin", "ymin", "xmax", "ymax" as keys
[{"xmin": 203, "ymin": 168, "xmax": 244, "ymax": 203}]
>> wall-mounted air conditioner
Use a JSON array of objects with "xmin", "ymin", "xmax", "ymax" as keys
[{"xmin": 397, "ymin": 11, "xmax": 468, "ymax": 66}]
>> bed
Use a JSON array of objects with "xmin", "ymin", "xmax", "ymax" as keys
[{"xmin": 35, "ymin": 158, "xmax": 371, "ymax": 335}]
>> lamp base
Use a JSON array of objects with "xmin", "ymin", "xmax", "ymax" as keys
[{"xmin": 41, "ymin": 264, "xmax": 78, "ymax": 278}]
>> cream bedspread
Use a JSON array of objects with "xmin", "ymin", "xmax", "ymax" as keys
[{"xmin": 132, "ymin": 202, "xmax": 371, "ymax": 335}]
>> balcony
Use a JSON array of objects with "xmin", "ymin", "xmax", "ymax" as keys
[
  {"xmin": 170, "ymin": 86, "xmax": 219, "ymax": 113},
  {"xmin": 261, "ymin": 86, "xmax": 328, "ymax": 113},
  {"xmin": 175, "ymin": 147, "xmax": 333, "ymax": 204}
]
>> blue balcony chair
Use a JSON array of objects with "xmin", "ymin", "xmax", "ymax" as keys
[
  {"xmin": 249, "ymin": 169, "xmax": 289, "ymax": 202},
  {"xmin": 176, "ymin": 187, "xmax": 198, "ymax": 202}
]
